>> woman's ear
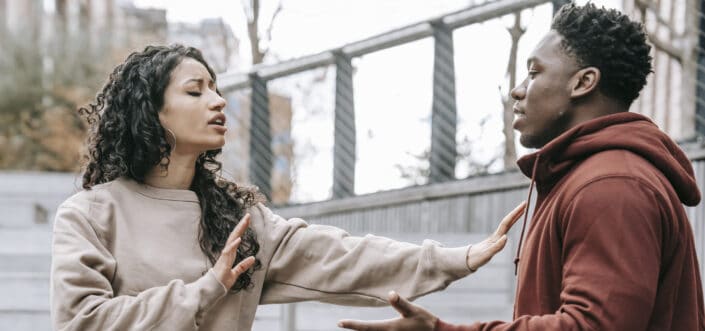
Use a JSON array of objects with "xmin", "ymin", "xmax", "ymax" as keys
[{"xmin": 570, "ymin": 67, "xmax": 600, "ymax": 98}]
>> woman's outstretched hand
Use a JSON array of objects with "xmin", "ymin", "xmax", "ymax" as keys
[
  {"xmin": 466, "ymin": 201, "xmax": 527, "ymax": 271},
  {"xmin": 338, "ymin": 291, "xmax": 437, "ymax": 331},
  {"xmin": 212, "ymin": 213, "xmax": 256, "ymax": 290}
]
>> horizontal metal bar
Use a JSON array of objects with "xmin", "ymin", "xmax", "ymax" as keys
[
  {"xmin": 218, "ymin": 73, "xmax": 250, "ymax": 93},
  {"xmin": 257, "ymin": 51, "xmax": 335, "ymax": 80},
  {"xmin": 219, "ymin": 52, "xmax": 335, "ymax": 92},
  {"xmin": 342, "ymin": 22, "xmax": 433, "ymax": 57},
  {"xmin": 218, "ymin": 0, "xmax": 552, "ymax": 91},
  {"xmin": 273, "ymin": 170, "xmax": 530, "ymax": 219},
  {"xmin": 442, "ymin": 0, "xmax": 551, "ymax": 29},
  {"xmin": 344, "ymin": 0, "xmax": 552, "ymax": 56}
]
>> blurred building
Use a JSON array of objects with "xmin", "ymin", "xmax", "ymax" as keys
[
  {"xmin": 0, "ymin": 0, "xmax": 294, "ymax": 203},
  {"xmin": 0, "ymin": 0, "xmax": 168, "ymax": 171},
  {"xmin": 622, "ymin": 0, "xmax": 700, "ymax": 142},
  {"xmin": 168, "ymin": 18, "xmax": 241, "ymax": 73}
]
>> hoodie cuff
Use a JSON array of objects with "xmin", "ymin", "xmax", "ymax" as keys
[{"xmin": 436, "ymin": 318, "xmax": 471, "ymax": 331}]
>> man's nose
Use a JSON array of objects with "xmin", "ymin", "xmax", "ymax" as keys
[{"xmin": 510, "ymin": 83, "xmax": 525, "ymax": 101}]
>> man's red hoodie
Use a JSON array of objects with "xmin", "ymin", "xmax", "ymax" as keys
[{"xmin": 438, "ymin": 112, "xmax": 704, "ymax": 330}]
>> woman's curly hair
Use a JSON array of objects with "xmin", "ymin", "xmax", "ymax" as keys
[
  {"xmin": 552, "ymin": 2, "xmax": 653, "ymax": 107},
  {"xmin": 79, "ymin": 44, "xmax": 263, "ymax": 291}
]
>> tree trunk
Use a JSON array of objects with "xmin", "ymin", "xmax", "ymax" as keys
[
  {"xmin": 502, "ymin": 13, "xmax": 524, "ymax": 170},
  {"xmin": 247, "ymin": 0, "xmax": 264, "ymax": 65}
]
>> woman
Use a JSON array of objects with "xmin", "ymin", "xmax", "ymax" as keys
[{"xmin": 50, "ymin": 45, "xmax": 525, "ymax": 331}]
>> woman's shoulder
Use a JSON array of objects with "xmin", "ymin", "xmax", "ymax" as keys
[
  {"xmin": 54, "ymin": 178, "xmax": 143, "ymax": 242},
  {"xmin": 246, "ymin": 202, "xmax": 309, "ymax": 235},
  {"xmin": 61, "ymin": 178, "xmax": 121, "ymax": 207},
  {"xmin": 57, "ymin": 177, "xmax": 136, "ymax": 225}
]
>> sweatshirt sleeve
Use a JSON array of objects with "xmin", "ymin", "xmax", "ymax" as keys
[
  {"xmin": 253, "ymin": 204, "xmax": 473, "ymax": 306},
  {"xmin": 50, "ymin": 203, "xmax": 228, "ymax": 331},
  {"xmin": 436, "ymin": 177, "xmax": 663, "ymax": 331}
]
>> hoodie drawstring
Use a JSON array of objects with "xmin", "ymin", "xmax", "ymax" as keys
[{"xmin": 514, "ymin": 154, "xmax": 540, "ymax": 276}]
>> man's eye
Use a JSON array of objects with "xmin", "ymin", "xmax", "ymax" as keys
[{"xmin": 187, "ymin": 92, "xmax": 201, "ymax": 97}]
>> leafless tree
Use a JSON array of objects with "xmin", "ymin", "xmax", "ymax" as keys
[
  {"xmin": 241, "ymin": 0, "xmax": 283, "ymax": 65},
  {"xmin": 500, "ymin": 12, "xmax": 525, "ymax": 170}
]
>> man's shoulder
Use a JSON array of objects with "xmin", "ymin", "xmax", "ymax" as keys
[
  {"xmin": 557, "ymin": 149, "xmax": 668, "ymax": 202},
  {"xmin": 569, "ymin": 149, "xmax": 661, "ymax": 183}
]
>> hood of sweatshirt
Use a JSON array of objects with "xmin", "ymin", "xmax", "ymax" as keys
[
  {"xmin": 517, "ymin": 112, "xmax": 700, "ymax": 206},
  {"xmin": 511, "ymin": 112, "xmax": 700, "ymax": 275}
]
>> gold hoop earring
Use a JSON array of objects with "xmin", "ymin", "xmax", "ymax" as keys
[{"xmin": 165, "ymin": 128, "xmax": 177, "ymax": 152}]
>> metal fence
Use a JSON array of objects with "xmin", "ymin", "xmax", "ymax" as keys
[
  {"xmin": 217, "ymin": 0, "xmax": 705, "ymax": 328},
  {"xmin": 220, "ymin": 0, "xmax": 705, "ymax": 205},
  {"xmin": 219, "ymin": 0, "xmax": 565, "ymax": 202}
]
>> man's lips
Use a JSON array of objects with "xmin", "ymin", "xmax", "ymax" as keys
[{"xmin": 512, "ymin": 107, "xmax": 526, "ymax": 130}]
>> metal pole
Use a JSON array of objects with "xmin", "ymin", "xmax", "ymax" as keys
[
  {"xmin": 332, "ymin": 51, "xmax": 356, "ymax": 198},
  {"xmin": 697, "ymin": 0, "xmax": 705, "ymax": 137},
  {"xmin": 248, "ymin": 74, "xmax": 273, "ymax": 200},
  {"xmin": 429, "ymin": 21, "xmax": 457, "ymax": 183},
  {"xmin": 280, "ymin": 304, "xmax": 296, "ymax": 331}
]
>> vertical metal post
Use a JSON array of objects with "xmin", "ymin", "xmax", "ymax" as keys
[
  {"xmin": 248, "ymin": 74, "xmax": 273, "ymax": 200},
  {"xmin": 696, "ymin": 0, "xmax": 705, "ymax": 137},
  {"xmin": 0, "ymin": 0, "xmax": 6, "ymax": 38},
  {"xmin": 429, "ymin": 21, "xmax": 457, "ymax": 183},
  {"xmin": 333, "ymin": 51, "xmax": 356, "ymax": 198},
  {"xmin": 280, "ymin": 303, "xmax": 296, "ymax": 331}
]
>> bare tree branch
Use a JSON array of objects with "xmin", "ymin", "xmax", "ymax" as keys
[
  {"xmin": 241, "ymin": 0, "xmax": 253, "ymax": 21},
  {"xmin": 242, "ymin": 0, "xmax": 283, "ymax": 64},
  {"xmin": 246, "ymin": 0, "xmax": 263, "ymax": 64},
  {"xmin": 261, "ymin": 1, "xmax": 283, "ymax": 57}
]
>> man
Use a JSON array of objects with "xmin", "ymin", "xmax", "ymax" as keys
[{"xmin": 339, "ymin": 3, "xmax": 704, "ymax": 330}]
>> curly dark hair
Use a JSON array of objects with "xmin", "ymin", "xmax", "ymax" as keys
[
  {"xmin": 552, "ymin": 2, "xmax": 652, "ymax": 107},
  {"xmin": 79, "ymin": 44, "xmax": 263, "ymax": 292}
]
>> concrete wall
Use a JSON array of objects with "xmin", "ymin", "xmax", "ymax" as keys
[{"xmin": 0, "ymin": 171, "xmax": 80, "ymax": 330}]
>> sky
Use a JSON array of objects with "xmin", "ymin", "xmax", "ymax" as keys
[{"xmin": 134, "ymin": 0, "xmax": 621, "ymax": 202}]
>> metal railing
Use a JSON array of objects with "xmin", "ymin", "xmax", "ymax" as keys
[{"xmin": 218, "ymin": 0, "xmax": 566, "ymax": 201}]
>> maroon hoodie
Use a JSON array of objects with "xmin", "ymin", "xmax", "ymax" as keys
[{"xmin": 437, "ymin": 112, "xmax": 704, "ymax": 331}]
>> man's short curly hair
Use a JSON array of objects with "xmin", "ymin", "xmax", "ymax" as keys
[{"xmin": 551, "ymin": 2, "xmax": 652, "ymax": 107}]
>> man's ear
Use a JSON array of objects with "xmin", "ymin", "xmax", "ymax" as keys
[{"xmin": 570, "ymin": 67, "xmax": 600, "ymax": 98}]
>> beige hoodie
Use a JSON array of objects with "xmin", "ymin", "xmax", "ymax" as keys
[{"xmin": 50, "ymin": 177, "xmax": 472, "ymax": 331}]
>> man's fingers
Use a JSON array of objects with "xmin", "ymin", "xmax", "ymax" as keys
[
  {"xmin": 338, "ymin": 319, "xmax": 395, "ymax": 331},
  {"xmin": 388, "ymin": 291, "xmax": 414, "ymax": 318},
  {"xmin": 494, "ymin": 201, "xmax": 527, "ymax": 237},
  {"xmin": 231, "ymin": 256, "xmax": 256, "ymax": 276}
]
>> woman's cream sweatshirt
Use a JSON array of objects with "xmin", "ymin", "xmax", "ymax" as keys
[{"xmin": 50, "ymin": 177, "xmax": 472, "ymax": 330}]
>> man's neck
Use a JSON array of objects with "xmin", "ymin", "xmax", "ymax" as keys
[{"xmin": 569, "ymin": 94, "xmax": 628, "ymax": 129}]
